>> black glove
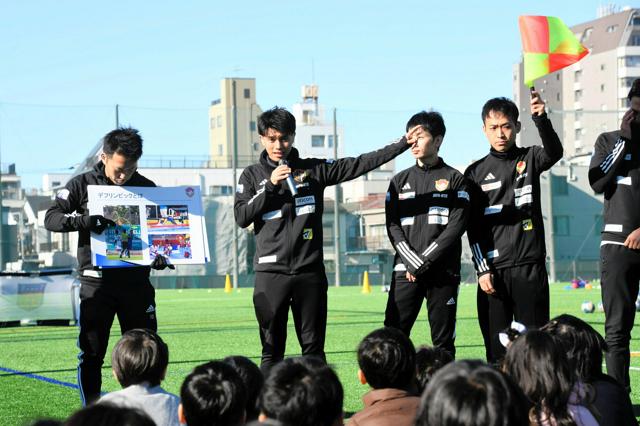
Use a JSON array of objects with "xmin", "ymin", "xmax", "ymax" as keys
[
  {"xmin": 151, "ymin": 254, "xmax": 175, "ymax": 270},
  {"xmin": 81, "ymin": 215, "xmax": 116, "ymax": 234}
]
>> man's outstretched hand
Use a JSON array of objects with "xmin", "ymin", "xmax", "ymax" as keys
[{"xmin": 151, "ymin": 255, "xmax": 175, "ymax": 270}]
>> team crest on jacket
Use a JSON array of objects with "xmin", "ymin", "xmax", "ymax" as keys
[
  {"xmin": 435, "ymin": 179, "xmax": 449, "ymax": 192},
  {"xmin": 293, "ymin": 169, "xmax": 309, "ymax": 183},
  {"xmin": 516, "ymin": 161, "xmax": 526, "ymax": 174}
]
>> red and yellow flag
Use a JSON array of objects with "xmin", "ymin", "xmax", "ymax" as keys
[{"xmin": 519, "ymin": 16, "xmax": 589, "ymax": 87}]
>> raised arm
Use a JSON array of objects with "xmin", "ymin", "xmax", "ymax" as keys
[{"xmin": 318, "ymin": 127, "xmax": 421, "ymax": 186}]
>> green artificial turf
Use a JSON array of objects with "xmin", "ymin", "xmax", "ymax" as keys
[{"xmin": 0, "ymin": 282, "xmax": 637, "ymax": 425}]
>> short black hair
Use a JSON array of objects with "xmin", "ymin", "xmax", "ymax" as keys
[
  {"xmin": 416, "ymin": 360, "xmax": 529, "ymax": 426},
  {"xmin": 64, "ymin": 403, "xmax": 155, "ymax": 426},
  {"xmin": 481, "ymin": 97, "xmax": 519, "ymax": 123},
  {"xmin": 406, "ymin": 111, "xmax": 446, "ymax": 138},
  {"xmin": 541, "ymin": 314, "xmax": 607, "ymax": 383},
  {"xmin": 259, "ymin": 357, "xmax": 343, "ymax": 426},
  {"xmin": 111, "ymin": 329, "xmax": 168, "ymax": 388},
  {"xmin": 180, "ymin": 361, "xmax": 247, "ymax": 426},
  {"xmin": 257, "ymin": 107, "xmax": 296, "ymax": 137},
  {"xmin": 357, "ymin": 327, "xmax": 416, "ymax": 390},
  {"xmin": 102, "ymin": 127, "xmax": 143, "ymax": 161},
  {"xmin": 223, "ymin": 355, "xmax": 264, "ymax": 422},
  {"xmin": 415, "ymin": 345, "xmax": 453, "ymax": 392}
]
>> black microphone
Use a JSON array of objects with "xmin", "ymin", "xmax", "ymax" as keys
[{"xmin": 278, "ymin": 159, "xmax": 298, "ymax": 196}]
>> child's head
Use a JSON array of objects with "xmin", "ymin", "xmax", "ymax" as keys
[
  {"xmin": 357, "ymin": 327, "xmax": 415, "ymax": 390},
  {"xmin": 416, "ymin": 360, "xmax": 529, "ymax": 426},
  {"xmin": 179, "ymin": 361, "xmax": 247, "ymax": 426},
  {"xmin": 502, "ymin": 329, "xmax": 575, "ymax": 424},
  {"xmin": 222, "ymin": 355, "xmax": 264, "ymax": 422},
  {"xmin": 541, "ymin": 314, "xmax": 607, "ymax": 383},
  {"xmin": 259, "ymin": 356, "xmax": 343, "ymax": 426},
  {"xmin": 64, "ymin": 403, "xmax": 155, "ymax": 426},
  {"xmin": 111, "ymin": 329, "xmax": 168, "ymax": 388},
  {"xmin": 415, "ymin": 345, "xmax": 453, "ymax": 392}
]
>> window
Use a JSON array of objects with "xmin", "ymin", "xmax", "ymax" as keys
[
  {"xmin": 574, "ymin": 90, "xmax": 582, "ymax": 101},
  {"xmin": 217, "ymin": 145, "xmax": 223, "ymax": 156},
  {"xmin": 311, "ymin": 135, "xmax": 325, "ymax": 147},
  {"xmin": 631, "ymin": 34, "xmax": 640, "ymax": 46},
  {"xmin": 601, "ymin": 64, "xmax": 605, "ymax": 71},
  {"xmin": 575, "ymin": 109, "xmax": 583, "ymax": 122},
  {"xmin": 210, "ymin": 118, "xmax": 216, "ymax": 129},
  {"xmin": 574, "ymin": 70, "xmax": 582, "ymax": 81},
  {"xmin": 574, "ymin": 128, "xmax": 582, "ymax": 141},
  {"xmin": 554, "ymin": 216, "xmax": 570, "ymax": 236},
  {"xmin": 328, "ymin": 135, "xmax": 339, "ymax": 148},
  {"xmin": 52, "ymin": 181, "xmax": 60, "ymax": 187},
  {"xmin": 250, "ymin": 121, "xmax": 256, "ymax": 132},
  {"xmin": 606, "ymin": 25, "xmax": 618, "ymax": 33},
  {"xmin": 217, "ymin": 116, "xmax": 222, "ymax": 126},
  {"xmin": 600, "ymin": 84, "xmax": 605, "ymax": 92},
  {"xmin": 210, "ymin": 185, "xmax": 232, "ymax": 196},
  {"xmin": 581, "ymin": 28, "xmax": 593, "ymax": 42},
  {"xmin": 620, "ymin": 77, "xmax": 635, "ymax": 88},
  {"xmin": 552, "ymin": 174, "xmax": 569, "ymax": 196},
  {"xmin": 556, "ymin": 92, "xmax": 560, "ymax": 102},
  {"xmin": 633, "ymin": 16, "xmax": 640, "ymax": 26},
  {"xmin": 244, "ymin": 88, "xmax": 250, "ymax": 99},
  {"xmin": 620, "ymin": 98, "xmax": 631, "ymax": 109},
  {"xmin": 622, "ymin": 56, "xmax": 640, "ymax": 67},
  {"xmin": 253, "ymin": 142, "xmax": 260, "ymax": 151}
]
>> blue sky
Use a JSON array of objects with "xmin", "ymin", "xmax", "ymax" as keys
[{"xmin": 0, "ymin": 1, "xmax": 618, "ymax": 189}]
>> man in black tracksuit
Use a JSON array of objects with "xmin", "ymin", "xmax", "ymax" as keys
[
  {"xmin": 234, "ymin": 107, "xmax": 415, "ymax": 371},
  {"xmin": 589, "ymin": 80, "xmax": 640, "ymax": 391},
  {"xmin": 465, "ymin": 93, "xmax": 562, "ymax": 363},
  {"xmin": 384, "ymin": 111, "xmax": 469, "ymax": 358},
  {"xmin": 45, "ymin": 128, "xmax": 170, "ymax": 405}
]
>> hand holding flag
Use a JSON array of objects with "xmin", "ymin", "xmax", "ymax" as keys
[{"xmin": 519, "ymin": 16, "xmax": 589, "ymax": 88}]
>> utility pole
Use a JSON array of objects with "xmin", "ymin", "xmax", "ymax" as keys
[
  {"xmin": 231, "ymin": 81, "xmax": 239, "ymax": 289},
  {"xmin": 115, "ymin": 104, "xmax": 120, "ymax": 128},
  {"xmin": 333, "ymin": 108, "xmax": 341, "ymax": 287}
]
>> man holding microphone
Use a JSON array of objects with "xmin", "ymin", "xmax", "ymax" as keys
[{"xmin": 235, "ymin": 107, "xmax": 417, "ymax": 371}]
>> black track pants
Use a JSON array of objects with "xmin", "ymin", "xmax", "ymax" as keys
[
  {"xmin": 601, "ymin": 244, "xmax": 640, "ymax": 391},
  {"xmin": 253, "ymin": 269, "xmax": 328, "ymax": 373},
  {"xmin": 77, "ymin": 278, "xmax": 157, "ymax": 405},
  {"xmin": 476, "ymin": 262, "xmax": 549, "ymax": 363},
  {"xmin": 384, "ymin": 270, "xmax": 459, "ymax": 358}
]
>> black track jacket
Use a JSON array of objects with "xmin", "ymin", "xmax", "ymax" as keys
[
  {"xmin": 589, "ymin": 123, "xmax": 640, "ymax": 245},
  {"xmin": 385, "ymin": 158, "xmax": 470, "ymax": 278},
  {"xmin": 235, "ymin": 139, "xmax": 409, "ymax": 274},
  {"xmin": 44, "ymin": 162, "xmax": 155, "ymax": 282},
  {"xmin": 465, "ymin": 114, "xmax": 562, "ymax": 276}
]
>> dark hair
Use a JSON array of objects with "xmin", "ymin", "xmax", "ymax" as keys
[
  {"xmin": 180, "ymin": 361, "xmax": 246, "ymax": 426},
  {"xmin": 415, "ymin": 345, "xmax": 453, "ymax": 392},
  {"xmin": 102, "ymin": 127, "xmax": 143, "ymax": 161},
  {"xmin": 503, "ymin": 330, "xmax": 576, "ymax": 426},
  {"xmin": 111, "ymin": 329, "xmax": 168, "ymax": 387},
  {"xmin": 357, "ymin": 327, "xmax": 415, "ymax": 390},
  {"xmin": 541, "ymin": 314, "xmax": 606, "ymax": 383},
  {"xmin": 481, "ymin": 97, "xmax": 519, "ymax": 123},
  {"xmin": 259, "ymin": 357, "xmax": 343, "ymax": 426},
  {"xmin": 64, "ymin": 403, "xmax": 154, "ymax": 426},
  {"xmin": 627, "ymin": 78, "xmax": 640, "ymax": 100},
  {"xmin": 223, "ymin": 355, "xmax": 264, "ymax": 422},
  {"xmin": 405, "ymin": 111, "xmax": 446, "ymax": 138},
  {"xmin": 257, "ymin": 107, "xmax": 296, "ymax": 137},
  {"xmin": 416, "ymin": 360, "xmax": 529, "ymax": 426}
]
